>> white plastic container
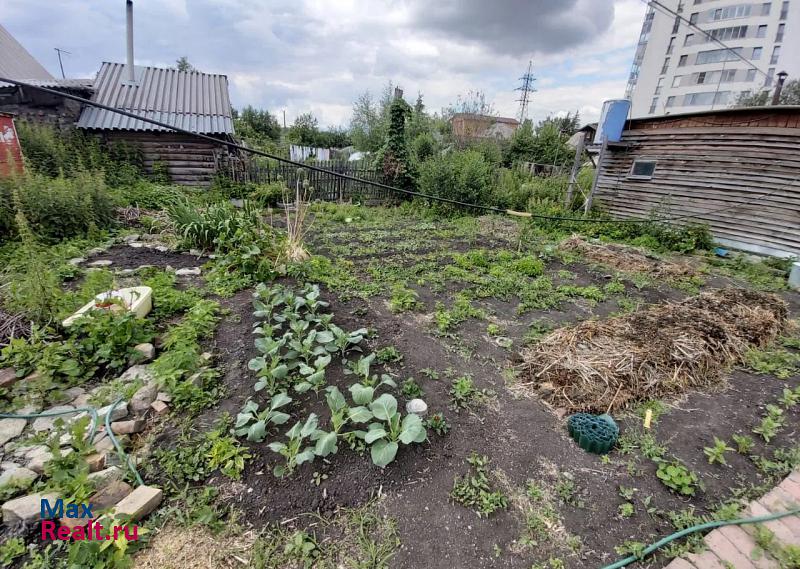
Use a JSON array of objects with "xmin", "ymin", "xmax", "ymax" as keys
[{"xmin": 62, "ymin": 286, "xmax": 153, "ymax": 327}]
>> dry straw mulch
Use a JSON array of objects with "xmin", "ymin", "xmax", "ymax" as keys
[
  {"xmin": 559, "ymin": 236, "xmax": 696, "ymax": 278},
  {"xmin": 520, "ymin": 289, "xmax": 788, "ymax": 413}
]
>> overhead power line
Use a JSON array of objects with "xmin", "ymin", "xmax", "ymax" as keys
[
  {"xmin": 641, "ymin": 0, "xmax": 770, "ymax": 79},
  {"xmin": 0, "ymin": 76, "xmax": 791, "ymax": 226},
  {"xmin": 515, "ymin": 60, "xmax": 537, "ymax": 123}
]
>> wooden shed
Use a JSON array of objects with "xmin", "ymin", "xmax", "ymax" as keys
[
  {"xmin": 593, "ymin": 106, "xmax": 800, "ymax": 258},
  {"xmin": 76, "ymin": 62, "xmax": 235, "ymax": 186}
]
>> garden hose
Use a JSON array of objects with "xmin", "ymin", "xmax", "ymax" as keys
[
  {"xmin": 600, "ymin": 506, "xmax": 800, "ymax": 569},
  {"xmin": 0, "ymin": 399, "xmax": 143, "ymax": 486}
]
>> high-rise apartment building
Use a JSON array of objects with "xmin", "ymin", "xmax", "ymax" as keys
[{"xmin": 626, "ymin": 0, "xmax": 798, "ymax": 117}]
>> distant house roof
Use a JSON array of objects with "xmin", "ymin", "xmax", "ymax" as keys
[
  {"xmin": 77, "ymin": 62, "xmax": 234, "ymax": 135},
  {"xmin": 0, "ymin": 24, "xmax": 54, "ymax": 87}
]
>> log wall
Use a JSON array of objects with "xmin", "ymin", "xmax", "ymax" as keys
[
  {"xmin": 594, "ymin": 111, "xmax": 800, "ymax": 257},
  {"xmin": 103, "ymin": 131, "xmax": 228, "ymax": 187}
]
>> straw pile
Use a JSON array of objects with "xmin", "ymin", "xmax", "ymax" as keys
[
  {"xmin": 560, "ymin": 236, "xmax": 695, "ymax": 278},
  {"xmin": 520, "ymin": 289, "xmax": 788, "ymax": 413},
  {"xmin": 0, "ymin": 308, "xmax": 31, "ymax": 346}
]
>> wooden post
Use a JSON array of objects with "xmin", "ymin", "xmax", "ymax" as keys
[
  {"xmin": 584, "ymin": 136, "xmax": 607, "ymax": 215},
  {"xmin": 564, "ymin": 132, "xmax": 585, "ymax": 209}
]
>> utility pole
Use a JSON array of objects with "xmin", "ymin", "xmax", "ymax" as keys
[
  {"xmin": 515, "ymin": 60, "xmax": 536, "ymax": 124},
  {"xmin": 772, "ymin": 71, "xmax": 789, "ymax": 105},
  {"xmin": 54, "ymin": 48, "xmax": 71, "ymax": 79}
]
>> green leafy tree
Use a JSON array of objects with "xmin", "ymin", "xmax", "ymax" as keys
[
  {"xmin": 505, "ymin": 119, "xmax": 536, "ymax": 165},
  {"xmin": 235, "ymin": 106, "xmax": 281, "ymax": 141},
  {"xmin": 287, "ymin": 113, "xmax": 320, "ymax": 146},
  {"xmin": 175, "ymin": 56, "xmax": 195, "ymax": 72},
  {"xmin": 735, "ymin": 79, "xmax": 800, "ymax": 106},
  {"xmin": 349, "ymin": 86, "xmax": 393, "ymax": 152}
]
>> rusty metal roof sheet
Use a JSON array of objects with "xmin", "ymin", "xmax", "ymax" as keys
[
  {"xmin": 0, "ymin": 24, "xmax": 54, "ymax": 87},
  {"xmin": 77, "ymin": 62, "xmax": 234, "ymax": 134}
]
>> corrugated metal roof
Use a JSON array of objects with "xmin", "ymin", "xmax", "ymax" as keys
[
  {"xmin": 0, "ymin": 24, "xmax": 54, "ymax": 86},
  {"xmin": 77, "ymin": 62, "xmax": 234, "ymax": 134},
  {"xmin": 24, "ymin": 78, "xmax": 94, "ymax": 89}
]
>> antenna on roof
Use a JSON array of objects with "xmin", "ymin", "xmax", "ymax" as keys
[
  {"xmin": 515, "ymin": 60, "xmax": 536, "ymax": 123},
  {"xmin": 54, "ymin": 48, "xmax": 71, "ymax": 79}
]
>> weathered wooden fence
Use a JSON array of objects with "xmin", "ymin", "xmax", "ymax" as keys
[{"xmin": 231, "ymin": 159, "xmax": 396, "ymax": 203}]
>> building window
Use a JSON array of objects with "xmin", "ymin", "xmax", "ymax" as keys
[
  {"xmin": 708, "ymin": 25, "xmax": 749, "ymax": 41},
  {"xmin": 721, "ymin": 69, "xmax": 737, "ymax": 82},
  {"xmin": 713, "ymin": 4, "xmax": 751, "ymax": 20},
  {"xmin": 667, "ymin": 36, "xmax": 676, "ymax": 54},
  {"xmin": 684, "ymin": 33, "xmax": 695, "ymax": 45},
  {"xmin": 672, "ymin": 15, "xmax": 681, "ymax": 33},
  {"xmin": 679, "ymin": 54, "xmax": 689, "ymax": 66},
  {"xmin": 770, "ymin": 45, "xmax": 781, "ymax": 64},
  {"xmin": 762, "ymin": 2, "xmax": 772, "ymax": 15},
  {"xmin": 655, "ymin": 77, "xmax": 664, "ymax": 95},
  {"xmin": 697, "ymin": 71, "xmax": 708, "ymax": 84},
  {"xmin": 678, "ymin": 1, "xmax": 685, "ymax": 12},
  {"xmin": 666, "ymin": 96, "xmax": 677, "ymax": 108},
  {"xmin": 672, "ymin": 75, "xmax": 683, "ymax": 87},
  {"xmin": 780, "ymin": 1, "xmax": 789, "ymax": 19},
  {"xmin": 752, "ymin": 46, "xmax": 763, "ymax": 60},
  {"xmin": 757, "ymin": 24, "xmax": 768, "ymax": 38},
  {"xmin": 776, "ymin": 23, "xmax": 785, "ymax": 41},
  {"xmin": 630, "ymin": 160, "xmax": 657, "ymax": 179},
  {"xmin": 690, "ymin": 11, "xmax": 699, "ymax": 23},
  {"xmin": 766, "ymin": 68, "xmax": 775, "ymax": 87},
  {"xmin": 661, "ymin": 57, "xmax": 671, "ymax": 74},
  {"xmin": 696, "ymin": 47, "xmax": 743, "ymax": 64},
  {"xmin": 746, "ymin": 68, "xmax": 757, "ymax": 81},
  {"xmin": 648, "ymin": 97, "xmax": 659, "ymax": 114}
]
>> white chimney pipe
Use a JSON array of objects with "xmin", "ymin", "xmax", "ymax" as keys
[{"xmin": 126, "ymin": 0, "xmax": 135, "ymax": 82}]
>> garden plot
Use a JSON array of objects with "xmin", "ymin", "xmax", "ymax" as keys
[{"xmin": 1, "ymin": 204, "xmax": 800, "ymax": 569}]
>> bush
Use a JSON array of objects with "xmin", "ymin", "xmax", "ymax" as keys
[
  {"xmin": 418, "ymin": 150, "xmax": 494, "ymax": 208},
  {"xmin": 118, "ymin": 180, "xmax": 186, "ymax": 210},
  {"xmin": 411, "ymin": 133, "xmax": 436, "ymax": 163},
  {"xmin": 249, "ymin": 182, "xmax": 284, "ymax": 207},
  {"xmin": 0, "ymin": 170, "xmax": 117, "ymax": 242}
]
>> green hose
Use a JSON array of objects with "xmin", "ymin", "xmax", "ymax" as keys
[
  {"xmin": 0, "ymin": 399, "xmax": 143, "ymax": 486},
  {"xmin": 600, "ymin": 506, "xmax": 800, "ymax": 569}
]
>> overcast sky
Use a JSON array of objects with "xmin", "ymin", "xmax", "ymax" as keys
[{"xmin": 4, "ymin": 0, "xmax": 645, "ymax": 128}]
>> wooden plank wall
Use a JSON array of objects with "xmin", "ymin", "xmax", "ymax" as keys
[
  {"xmin": 103, "ymin": 131, "xmax": 226, "ymax": 186},
  {"xmin": 594, "ymin": 123, "xmax": 800, "ymax": 257}
]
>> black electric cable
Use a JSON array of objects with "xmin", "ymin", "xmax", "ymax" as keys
[{"xmin": 0, "ymin": 76, "xmax": 791, "ymax": 226}]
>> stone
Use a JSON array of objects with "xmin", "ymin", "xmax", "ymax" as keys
[
  {"xmin": 88, "ymin": 480, "xmax": 133, "ymax": 515},
  {"xmin": 150, "ymin": 401, "xmax": 169, "ymax": 416},
  {"xmin": 31, "ymin": 405, "xmax": 75, "ymax": 432},
  {"xmin": 94, "ymin": 434, "xmax": 129, "ymax": 453},
  {"xmin": 113, "ymin": 485, "xmax": 163, "ymax": 521},
  {"xmin": 123, "ymin": 234, "xmax": 140, "ymax": 243},
  {"xmin": 68, "ymin": 257, "xmax": 85, "ymax": 266},
  {"xmin": 405, "ymin": 399, "xmax": 428, "ymax": 417},
  {"xmin": 87, "ymin": 247, "xmax": 105, "ymax": 256},
  {"xmin": 156, "ymin": 392, "xmax": 172, "ymax": 403},
  {"xmin": 85, "ymin": 453, "xmax": 106, "ymax": 473},
  {"xmin": 0, "ymin": 368, "xmax": 18, "ymax": 389},
  {"xmin": 2, "ymin": 492, "xmax": 59, "ymax": 525},
  {"xmin": 87, "ymin": 260, "xmax": 113, "ymax": 267},
  {"xmin": 129, "ymin": 242, "xmax": 145, "ymax": 249},
  {"xmin": 0, "ymin": 467, "xmax": 38, "ymax": 488},
  {"xmin": 117, "ymin": 269, "xmax": 136, "ymax": 276},
  {"xmin": 0, "ymin": 418, "xmax": 27, "ymax": 446},
  {"xmin": 200, "ymin": 352, "xmax": 213, "ymax": 362},
  {"xmin": 0, "ymin": 461, "xmax": 22, "ymax": 471},
  {"xmin": 88, "ymin": 466, "xmax": 124, "ymax": 487},
  {"xmin": 135, "ymin": 265, "xmax": 153, "ymax": 271},
  {"xmin": 119, "ymin": 365, "xmax": 155, "ymax": 384},
  {"xmin": 72, "ymin": 394, "xmax": 92, "ymax": 408},
  {"xmin": 97, "ymin": 402, "xmax": 129, "ymax": 422},
  {"xmin": 175, "ymin": 267, "xmax": 201, "ymax": 276},
  {"xmin": 132, "ymin": 343, "xmax": 155, "ymax": 363},
  {"xmin": 23, "ymin": 371, "xmax": 42, "ymax": 383},
  {"xmin": 130, "ymin": 384, "xmax": 158, "ymax": 415},
  {"xmin": 63, "ymin": 387, "xmax": 86, "ymax": 402},
  {"xmin": 110, "ymin": 420, "xmax": 145, "ymax": 435},
  {"xmin": 155, "ymin": 246, "xmax": 169, "ymax": 253},
  {"xmin": 27, "ymin": 448, "xmax": 72, "ymax": 474},
  {"xmin": 189, "ymin": 249, "xmax": 204, "ymax": 257}
]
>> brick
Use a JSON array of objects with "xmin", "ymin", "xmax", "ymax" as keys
[
  {"xmin": 87, "ymin": 466, "xmax": 124, "ymax": 488},
  {"xmin": 112, "ymin": 485, "xmax": 162, "ymax": 521},
  {"xmin": 130, "ymin": 383, "xmax": 158, "ymax": 414},
  {"xmin": 787, "ymin": 470, "xmax": 800, "ymax": 487},
  {"xmin": 663, "ymin": 558, "xmax": 695, "ymax": 569},
  {"xmin": 0, "ymin": 368, "xmax": 19, "ymax": 388},
  {"xmin": 778, "ymin": 477, "xmax": 800, "ymax": 504},
  {"xmin": 85, "ymin": 453, "xmax": 106, "ymax": 473},
  {"xmin": 704, "ymin": 530, "xmax": 758, "ymax": 569},
  {"xmin": 150, "ymin": 400, "xmax": 169, "ymax": 415},
  {"xmin": 110, "ymin": 419, "xmax": 145, "ymax": 435},
  {"xmin": 718, "ymin": 525, "xmax": 778, "ymax": 569},
  {"xmin": 765, "ymin": 486, "xmax": 800, "ymax": 509},
  {"xmin": 686, "ymin": 550, "xmax": 726, "ymax": 569},
  {"xmin": 2, "ymin": 492, "xmax": 59, "ymax": 525},
  {"xmin": 746, "ymin": 502, "xmax": 796, "ymax": 545},
  {"xmin": 90, "ymin": 480, "xmax": 133, "ymax": 514}
]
